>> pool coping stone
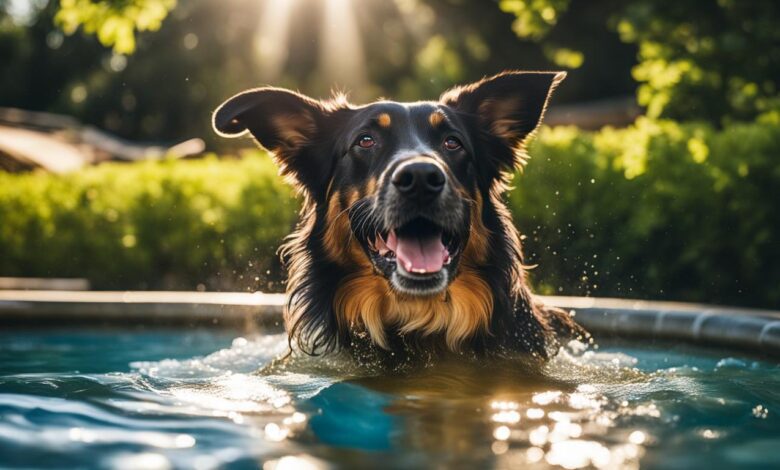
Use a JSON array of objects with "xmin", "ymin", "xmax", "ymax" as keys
[{"xmin": 1, "ymin": 291, "xmax": 779, "ymax": 356}]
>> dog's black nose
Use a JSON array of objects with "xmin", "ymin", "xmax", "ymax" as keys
[{"xmin": 392, "ymin": 161, "xmax": 445, "ymax": 200}]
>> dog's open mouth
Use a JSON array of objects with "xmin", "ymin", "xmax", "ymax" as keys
[
  {"xmin": 370, "ymin": 218, "xmax": 454, "ymax": 274},
  {"xmin": 366, "ymin": 217, "xmax": 460, "ymax": 295}
]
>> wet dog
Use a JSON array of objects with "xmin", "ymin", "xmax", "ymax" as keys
[{"xmin": 213, "ymin": 71, "xmax": 588, "ymax": 367}]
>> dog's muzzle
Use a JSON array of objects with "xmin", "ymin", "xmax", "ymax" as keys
[{"xmin": 359, "ymin": 156, "xmax": 468, "ymax": 296}]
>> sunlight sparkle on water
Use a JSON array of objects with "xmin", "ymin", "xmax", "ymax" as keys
[
  {"xmin": 263, "ymin": 455, "xmax": 325, "ymax": 470},
  {"xmin": 493, "ymin": 425, "xmax": 511, "ymax": 441},
  {"xmin": 546, "ymin": 440, "xmax": 612, "ymax": 469},
  {"xmin": 169, "ymin": 373, "xmax": 290, "ymax": 414},
  {"xmin": 628, "ymin": 430, "xmax": 646, "ymax": 445},
  {"xmin": 532, "ymin": 391, "xmax": 562, "ymax": 406},
  {"xmin": 264, "ymin": 423, "xmax": 289, "ymax": 442},
  {"xmin": 109, "ymin": 452, "xmax": 171, "ymax": 470},
  {"xmin": 492, "ymin": 409, "xmax": 521, "ymax": 424},
  {"xmin": 486, "ymin": 361, "xmax": 652, "ymax": 470},
  {"xmin": 68, "ymin": 427, "xmax": 195, "ymax": 449}
]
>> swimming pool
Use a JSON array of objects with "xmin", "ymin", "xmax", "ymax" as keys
[{"xmin": 1, "ymin": 328, "xmax": 778, "ymax": 469}]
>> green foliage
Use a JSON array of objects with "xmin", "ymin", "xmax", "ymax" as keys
[
  {"xmin": 498, "ymin": 0, "xmax": 585, "ymax": 70},
  {"xmin": 55, "ymin": 0, "xmax": 175, "ymax": 54},
  {"xmin": 510, "ymin": 118, "xmax": 780, "ymax": 308},
  {"xmin": 499, "ymin": 0, "xmax": 570, "ymax": 39},
  {"xmin": 0, "ymin": 0, "xmax": 269, "ymax": 146},
  {"xmin": 500, "ymin": 0, "xmax": 780, "ymax": 123},
  {"xmin": 1, "ymin": 122, "xmax": 778, "ymax": 308},
  {"xmin": 0, "ymin": 153, "xmax": 298, "ymax": 291},
  {"xmin": 616, "ymin": 0, "xmax": 780, "ymax": 123}
]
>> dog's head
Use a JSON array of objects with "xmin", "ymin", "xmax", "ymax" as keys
[{"xmin": 214, "ymin": 71, "xmax": 564, "ymax": 353}]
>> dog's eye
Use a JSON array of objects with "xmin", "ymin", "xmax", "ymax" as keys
[
  {"xmin": 443, "ymin": 136, "xmax": 462, "ymax": 151},
  {"xmin": 356, "ymin": 135, "xmax": 375, "ymax": 149}
]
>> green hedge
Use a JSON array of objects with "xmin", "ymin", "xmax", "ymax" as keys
[
  {"xmin": 1, "ymin": 117, "xmax": 778, "ymax": 308},
  {"xmin": 0, "ymin": 152, "xmax": 298, "ymax": 291},
  {"xmin": 512, "ymin": 116, "xmax": 780, "ymax": 308}
]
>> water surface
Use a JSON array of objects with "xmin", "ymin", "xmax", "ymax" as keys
[{"xmin": 0, "ymin": 329, "xmax": 778, "ymax": 469}]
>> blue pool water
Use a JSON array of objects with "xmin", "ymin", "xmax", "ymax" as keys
[{"xmin": 0, "ymin": 329, "xmax": 778, "ymax": 469}]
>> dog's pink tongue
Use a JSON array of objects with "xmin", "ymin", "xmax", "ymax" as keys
[{"xmin": 387, "ymin": 230, "xmax": 446, "ymax": 273}]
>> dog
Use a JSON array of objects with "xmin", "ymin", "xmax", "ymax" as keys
[{"xmin": 213, "ymin": 71, "xmax": 588, "ymax": 367}]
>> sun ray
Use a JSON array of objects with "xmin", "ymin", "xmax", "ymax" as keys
[
  {"xmin": 320, "ymin": 0, "xmax": 366, "ymax": 93},
  {"xmin": 255, "ymin": 0, "xmax": 297, "ymax": 81}
]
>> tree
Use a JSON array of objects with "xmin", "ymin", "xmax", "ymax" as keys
[
  {"xmin": 501, "ymin": 0, "xmax": 780, "ymax": 124},
  {"xmin": 9, "ymin": 0, "xmax": 629, "ymax": 144},
  {"xmin": 55, "ymin": 0, "xmax": 175, "ymax": 54},
  {"xmin": 617, "ymin": 0, "xmax": 780, "ymax": 123}
]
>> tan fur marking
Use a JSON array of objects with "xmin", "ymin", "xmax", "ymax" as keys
[
  {"xmin": 334, "ymin": 271, "xmax": 390, "ymax": 348},
  {"xmin": 428, "ymin": 110, "xmax": 445, "ymax": 127},
  {"xmin": 463, "ymin": 192, "xmax": 490, "ymax": 264},
  {"xmin": 323, "ymin": 189, "xmax": 365, "ymax": 264},
  {"xmin": 346, "ymin": 188, "xmax": 360, "ymax": 207},
  {"xmin": 333, "ymin": 266, "xmax": 493, "ymax": 351},
  {"xmin": 322, "ymin": 190, "xmax": 342, "ymax": 260},
  {"xmin": 377, "ymin": 113, "xmax": 392, "ymax": 128},
  {"xmin": 322, "ymin": 191, "xmax": 349, "ymax": 262},
  {"xmin": 344, "ymin": 189, "xmax": 366, "ymax": 260},
  {"xmin": 364, "ymin": 177, "xmax": 377, "ymax": 197}
]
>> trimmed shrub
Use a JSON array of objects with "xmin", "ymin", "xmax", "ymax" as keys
[
  {"xmin": 511, "ymin": 116, "xmax": 780, "ymax": 308},
  {"xmin": 0, "ymin": 152, "xmax": 298, "ymax": 291},
  {"xmin": 1, "ymin": 117, "xmax": 778, "ymax": 308}
]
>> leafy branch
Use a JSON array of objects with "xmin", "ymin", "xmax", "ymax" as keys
[{"xmin": 55, "ymin": 0, "xmax": 176, "ymax": 54}]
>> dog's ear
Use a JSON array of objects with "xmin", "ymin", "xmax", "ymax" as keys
[
  {"xmin": 441, "ymin": 71, "xmax": 565, "ymax": 174},
  {"xmin": 213, "ymin": 87, "xmax": 337, "ymax": 195}
]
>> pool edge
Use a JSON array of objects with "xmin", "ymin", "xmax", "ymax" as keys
[{"xmin": 1, "ymin": 291, "xmax": 779, "ymax": 357}]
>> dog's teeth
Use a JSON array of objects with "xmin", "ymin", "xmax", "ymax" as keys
[
  {"xmin": 444, "ymin": 255, "xmax": 451, "ymax": 265},
  {"xmin": 412, "ymin": 268, "xmax": 427, "ymax": 273},
  {"xmin": 405, "ymin": 261, "xmax": 413, "ymax": 271}
]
